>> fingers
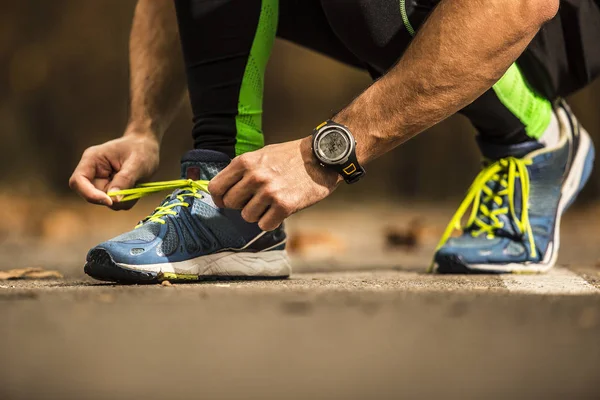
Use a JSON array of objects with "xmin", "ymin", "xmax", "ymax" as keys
[
  {"xmin": 208, "ymin": 156, "xmax": 247, "ymax": 208},
  {"xmin": 221, "ymin": 176, "xmax": 257, "ymax": 209},
  {"xmin": 106, "ymin": 164, "xmax": 141, "ymax": 211},
  {"xmin": 69, "ymin": 158, "xmax": 113, "ymax": 207},
  {"xmin": 258, "ymin": 205, "xmax": 287, "ymax": 231},
  {"xmin": 241, "ymin": 193, "xmax": 270, "ymax": 223},
  {"xmin": 108, "ymin": 198, "xmax": 139, "ymax": 211}
]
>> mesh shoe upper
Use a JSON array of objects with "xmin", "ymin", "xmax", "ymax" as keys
[
  {"xmin": 434, "ymin": 104, "xmax": 579, "ymax": 267},
  {"xmin": 91, "ymin": 150, "xmax": 286, "ymax": 266}
]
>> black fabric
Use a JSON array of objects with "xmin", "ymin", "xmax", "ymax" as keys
[
  {"xmin": 320, "ymin": 0, "xmax": 530, "ymax": 144},
  {"xmin": 174, "ymin": 0, "xmax": 263, "ymax": 158},
  {"xmin": 476, "ymin": 136, "xmax": 544, "ymax": 160},
  {"xmin": 175, "ymin": 0, "xmax": 600, "ymax": 153},
  {"xmin": 180, "ymin": 149, "xmax": 231, "ymax": 164},
  {"xmin": 519, "ymin": 0, "xmax": 600, "ymax": 99},
  {"xmin": 278, "ymin": 0, "xmax": 366, "ymax": 69},
  {"xmin": 462, "ymin": 90, "xmax": 530, "ymax": 145},
  {"xmin": 174, "ymin": 0, "xmax": 367, "ymax": 157}
]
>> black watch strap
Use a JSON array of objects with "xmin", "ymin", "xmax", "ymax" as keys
[{"xmin": 330, "ymin": 149, "xmax": 365, "ymax": 184}]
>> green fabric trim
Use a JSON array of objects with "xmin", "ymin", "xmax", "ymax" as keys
[
  {"xmin": 235, "ymin": 0, "xmax": 278, "ymax": 156},
  {"xmin": 492, "ymin": 64, "xmax": 552, "ymax": 140},
  {"xmin": 400, "ymin": 0, "xmax": 416, "ymax": 37}
]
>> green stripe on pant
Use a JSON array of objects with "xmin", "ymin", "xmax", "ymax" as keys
[
  {"xmin": 492, "ymin": 63, "xmax": 552, "ymax": 140},
  {"xmin": 235, "ymin": 0, "xmax": 279, "ymax": 156}
]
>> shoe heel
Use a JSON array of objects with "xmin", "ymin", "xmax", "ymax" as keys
[{"xmin": 563, "ymin": 129, "xmax": 595, "ymax": 210}]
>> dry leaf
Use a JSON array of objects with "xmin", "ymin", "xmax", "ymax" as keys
[{"xmin": 0, "ymin": 267, "xmax": 63, "ymax": 280}]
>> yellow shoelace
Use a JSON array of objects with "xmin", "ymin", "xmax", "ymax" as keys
[
  {"xmin": 108, "ymin": 179, "xmax": 210, "ymax": 226},
  {"xmin": 428, "ymin": 157, "xmax": 536, "ymax": 273}
]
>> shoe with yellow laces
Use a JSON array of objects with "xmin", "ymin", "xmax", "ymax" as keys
[
  {"xmin": 84, "ymin": 150, "xmax": 291, "ymax": 283},
  {"xmin": 432, "ymin": 101, "xmax": 595, "ymax": 274}
]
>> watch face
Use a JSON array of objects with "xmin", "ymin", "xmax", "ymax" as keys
[{"xmin": 317, "ymin": 130, "xmax": 350, "ymax": 163}]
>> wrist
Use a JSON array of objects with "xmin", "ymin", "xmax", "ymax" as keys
[
  {"xmin": 123, "ymin": 121, "xmax": 163, "ymax": 143},
  {"xmin": 330, "ymin": 111, "xmax": 370, "ymax": 165},
  {"xmin": 300, "ymin": 136, "xmax": 342, "ymax": 187}
]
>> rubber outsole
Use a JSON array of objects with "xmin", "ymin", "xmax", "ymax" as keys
[
  {"xmin": 435, "ymin": 254, "xmax": 504, "ymax": 275},
  {"xmin": 85, "ymin": 249, "xmax": 290, "ymax": 284}
]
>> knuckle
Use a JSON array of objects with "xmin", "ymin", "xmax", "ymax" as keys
[
  {"xmin": 262, "ymin": 185, "xmax": 277, "ymax": 199},
  {"xmin": 208, "ymin": 182, "xmax": 221, "ymax": 196},
  {"xmin": 246, "ymin": 173, "xmax": 260, "ymax": 185},
  {"xmin": 241, "ymin": 209, "xmax": 257, "ymax": 223},
  {"xmin": 248, "ymin": 170, "xmax": 268, "ymax": 185},
  {"xmin": 82, "ymin": 147, "xmax": 97, "ymax": 157},
  {"xmin": 236, "ymin": 154, "xmax": 251, "ymax": 168},
  {"xmin": 253, "ymin": 170, "xmax": 269, "ymax": 184},
  {"xmin": 222, "ymin": 194, "xmax": 239, "ymax": 209},
  {"xmin": 272, "ymin": 195, "xmax": 287, "ymax": 209},
  {"xmin": 274, "ymin": 201, "xmax": 292, "ymax": 217}
]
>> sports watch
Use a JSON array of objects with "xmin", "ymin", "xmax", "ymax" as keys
[{"xmin": 312, "ymin": 120, "xmax": 366, "ymax": 184}]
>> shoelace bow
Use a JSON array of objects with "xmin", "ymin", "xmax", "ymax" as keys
[
  {"xmin": 108, "ymin": 179, "xmax": 210, "ymax": 226},
  {"xmin": 428, "ymin": 157, "xmax": 536, "ymax": 273}
]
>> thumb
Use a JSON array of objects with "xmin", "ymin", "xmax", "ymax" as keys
[{"xmin": 107, "ymin": 168, "xmax": 138, "ymax": 202}]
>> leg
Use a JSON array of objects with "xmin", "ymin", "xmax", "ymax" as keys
[
  {"xmin": 461, "ymin": 64, "xmax": 554, "ymax": 145},
  {"xmin": 278, "ymin": 0, "xmax": 366, "ymax": 70},
  {"xmin": 174, "ymin": 0, "xmax": 277, "ymax": 158},
  {"xmin": 318, "ymin": 0, "xmax": 554, "ymax": 145},
  {"xmin": 433, "ymin": 2, "xmax": 600, "ymax": 273},
  {"xmin": 315, "ymin": 0, "xmax": 595, "ymax": 273},
  {"xmin": 85, "ymin": 0, "xmax": 366, "ymax": 283},
  {"xmin": 86, "ymin": 0, "xmax": 291, "ymax": 283},
  {"xmin": 174, "ymin": 0, "xmax": 368, "ymax": 159},
  {"xmin": 519, "ymin": 0, "xmax": 600, "ymax": 99}
]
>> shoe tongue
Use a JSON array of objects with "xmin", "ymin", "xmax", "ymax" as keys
[
  {"xmin": 476, "ymin": 137, "xmax": 544, "ymax": 160},
  {"xmin": 471, "ymin": 164, "xmax": 526, "ymax": 240},
  {"xmin": 180, "ymin": 149, "xmax": 231, "ymax": 180}
]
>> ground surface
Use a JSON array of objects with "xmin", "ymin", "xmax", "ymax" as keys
[
  {"xmin": 1, "ymin": 204, "xmax": 600, "ymax": 399},
  {"xmin": 2, "ymin": 267, "xmax": 600, "ymax": 400}
]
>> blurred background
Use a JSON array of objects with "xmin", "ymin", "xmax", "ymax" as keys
[{"xmin": 1, "ymin": 0, "xmax": 599, "ymax": 273}]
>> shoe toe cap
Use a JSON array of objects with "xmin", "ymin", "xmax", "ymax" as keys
[
  {"xmin": 434, "ymin": 235, "xmax": 526, "ymax": 273},
  {"xmin": 87, "ymin": 240, "xmax": 157, "ymax": 265}
]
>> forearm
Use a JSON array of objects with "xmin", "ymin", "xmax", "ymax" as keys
[
  {"xmin": 334, "ymin": 0, "xmax": 559, "ymax": 163},
  {"xmin": 126, "ymin": 0, "xmax": 187, "ymax": 141}
]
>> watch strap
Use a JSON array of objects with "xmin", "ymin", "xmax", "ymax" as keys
[{"xmin": 330, "ymin": 149, "xmax": 366, "ymax": 184}]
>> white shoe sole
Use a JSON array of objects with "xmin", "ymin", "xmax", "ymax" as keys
[{"xmin": 117, "ymin": 250, "xmax": 292, "ymax": 281}]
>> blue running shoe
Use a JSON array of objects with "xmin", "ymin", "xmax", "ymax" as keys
[
  {"xmin": 85, "ymin": 150, "xmax": 291, "ymax": 283},
  {"xmin": 432, "ymin": 100, "xmax": 595, "ymax": 274}
]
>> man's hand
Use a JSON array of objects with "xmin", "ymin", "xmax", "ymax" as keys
[
  {"xmin": 69, "ymin": 133, "xmax": 160, "ymax": 210},
  {"xmin": 209, "ymin": 137, "xmax": 340, "ymax": 231},
  {"xmin": 68, "ymin": 0, "xmax": 185, "ymax": 210}
]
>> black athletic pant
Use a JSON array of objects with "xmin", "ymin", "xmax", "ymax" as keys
[{"xmin": 174, "ymin": 0, "xmax": 600, "ymax": 158}]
